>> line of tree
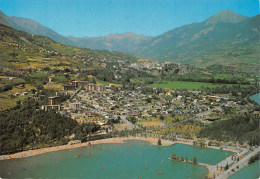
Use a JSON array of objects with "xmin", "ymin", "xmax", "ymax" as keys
[
  {"xmin": 199, "ymin": 113, "xmax": 260, "ymax": 146},
  {"xmin": 171, "ymin": 153, "xmax": 197, "ymax": 164},
  {"xmin": 248, "ymin": 152, "xmax": 260, "ymax": 165},
  {"xmin": 175, "ymin": 76, "xmax": 251, "ymax": 85}
]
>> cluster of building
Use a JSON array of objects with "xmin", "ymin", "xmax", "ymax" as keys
[
  {"xmin": 40, "ymin": 76, "xmax": 247, "ymax": 129},
  {"xmin": 62, "ymin": 81, "xmax": 104, "ymax": 92}
]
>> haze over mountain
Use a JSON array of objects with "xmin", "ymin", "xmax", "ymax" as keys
[
  {"xmin": 0, "ymin": 11, "xmax": 74, "ymax": 46},
  {"xmin": 67, "ymin": 32, "xmax": 152, "ymax": 52},
  {"xmin": 133, "ymin": 10, "xmax": 260, "ymax": 61},
  {"xmin": 1, "ymin": 10, "xmax": 259, "ymax": 64}
]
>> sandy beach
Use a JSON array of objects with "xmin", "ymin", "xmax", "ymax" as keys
[{"xmin": 0, "ymin": 137, "xmax": 175, "ymax": 160}]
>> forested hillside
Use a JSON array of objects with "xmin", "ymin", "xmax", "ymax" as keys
[
  {"xmin": 133, "ymin": 11, "xmax": 260, "ymax": 64},
  {"xmin": 199, "ymin": 113, "xmax": 259, "ymax": 146},
  {"xmin": 0, "ymin": 98, "xmax": 100, "ymax": 155}
]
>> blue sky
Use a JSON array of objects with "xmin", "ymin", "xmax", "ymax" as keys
[{"xmin": 0, "ymin": 0, "xmax": 259, "ymax": 37}]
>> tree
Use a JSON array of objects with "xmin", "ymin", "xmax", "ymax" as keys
[
  {"xmin": 192, "ymin": 156, "xmax": 197, "ymax": 164},
  {"xmin": 128, "ymin": 116, "xmax": 137, "ymax": 124},
  {"xmin": 224, "ymin": 163, "xmax": 229, "ymax": 171},
  {"xmin": 180, "ymin": 155, "xmax": 184, "ymax": 161},
  {"xmin": 160, "ymin": 115, "xmax": 165, "ymax": 121},
  {"xmin": 171, "ymin": 153, "xmax": 179, "ymax": 160},
  {"xmin": 158, "ymin": 138, "xmax": 162, "ymax": 145},
  {"xmin": 0, "ymin": 98, "xmax": 101, "ymax": 155}
]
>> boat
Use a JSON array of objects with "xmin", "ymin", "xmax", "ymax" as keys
[{"xmin": 157, "ymin": 172, "xmax": 162, "ymax": 174}]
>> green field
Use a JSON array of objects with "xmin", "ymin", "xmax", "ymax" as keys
[
  {"xmin": 29, "ymin": 72, "xmax": 49, "ymax": 78},
  {"xmin": 151, "ymin": 81, "xmax": 235, "ymax": 90},
  {"xmin": 96, "ymin": 79, "xmax": 110, "ymax": 85},
  {"xmin": 54, "ymin": 76, "xmax": 67, "ymax": 83}
]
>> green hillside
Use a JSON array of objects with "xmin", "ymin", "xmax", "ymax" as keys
[
  {"xmin": 0, "ymin": 23, "xmax": 136, "ymax": 69},
  {"xmin": 133, "ymin": 10, "xmax": 260, "ymax": 65},
  {"xmin": 0, "ymin": 11, "xmax": 74, "ymax": 46}
]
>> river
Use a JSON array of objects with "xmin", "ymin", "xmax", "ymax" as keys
[{"xmin": 250, "ymin": 93, "xmax": 260, "ymax": 105}]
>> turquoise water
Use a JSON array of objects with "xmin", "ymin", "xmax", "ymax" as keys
[
  {"xmin": 0, "ymin": 140, "xmax": 233, "ymax": 179},
  {"xmin": 229, "ymin": 160, "xmax": 260, "ymax": 179},
  {"xmin": 250, "ymin": 93, "xmax": 260, "ymax": 105}
]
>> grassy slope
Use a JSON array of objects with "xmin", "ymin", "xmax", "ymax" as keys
[{"xmin": 150, "ymin": 81, "xmax": 248, "ymax": 90}]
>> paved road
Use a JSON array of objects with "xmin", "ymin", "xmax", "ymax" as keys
[
  {"xmin": 216, "ymin": 146, "xmax": 260, "ymax": 179},
  {"xmin": 113, "ymin": 115, "xmax": 137, "ymax": 129}
]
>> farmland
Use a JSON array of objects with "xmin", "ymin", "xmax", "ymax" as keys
[{"xmin": 150, "ymin": 81, "xmax": 234, "ymax": 90}]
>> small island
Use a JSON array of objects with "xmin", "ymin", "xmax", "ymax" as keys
[{"xmin": 169, "ymin": 152, "xmax": 197, "ymax": 164}]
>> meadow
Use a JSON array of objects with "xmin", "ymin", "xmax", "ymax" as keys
[{"xmin": 150, "ymin": 81, "xmax": 233, "ymax": 90}]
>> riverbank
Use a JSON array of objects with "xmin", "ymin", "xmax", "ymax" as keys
[
  {"xmin": 250, "ymin": 93, "xmax": 260, "ymax": 105},
  {"xmin": 0, "ymin": 137, "xmax": 175, "ymax": 160}
]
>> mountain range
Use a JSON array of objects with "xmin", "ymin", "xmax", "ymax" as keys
[
  {"xmin": 67, "ymin": 33, "xmax": 152, "ymax": 52},
  {"xmin": 133, "ymin": 10, "xmax": 260, "ymax": 61},
  {"xmin": 0, "ymin": 10, "xmax": 259, "ymax": 63}
]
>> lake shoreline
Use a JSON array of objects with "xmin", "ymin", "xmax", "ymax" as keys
[
  {"xmin": 0, "ymin": 136, "xmax": 239, "ymax": 161},
  {"xmin": 0, "ymin": 137, "xmax": 175, "ymax": 160},
  {"xmin": 1, "ymin": 136, "xmax": 243, "ymax": 179}
]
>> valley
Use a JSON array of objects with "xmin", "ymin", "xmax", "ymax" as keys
[{"xmin": 0, "ymin": 5, "xmax": 259, "ymax": 179}]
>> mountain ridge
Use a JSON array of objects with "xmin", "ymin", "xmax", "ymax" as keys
[
  {"xmin": 132, "ymin": 12, "xmax": 259, "ymax": 62},
  {"xmin": 0, "ymin": 11, "xmax": 74, "ymax": 46},
  {"xmin": 67, "ymin": 32, "xmax": 152, "ymax": 52},
  {"xmin": 1, "ymin": 10, "xmax": 259, "ymax": 64},
  {"xmin": 204, "ymin": 9, "xmax": 248, "ymax": 25}
]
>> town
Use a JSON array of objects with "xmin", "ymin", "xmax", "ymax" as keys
[{"xmin": 0, "ymin": 10, "xmax": 259, "ymax": 178}]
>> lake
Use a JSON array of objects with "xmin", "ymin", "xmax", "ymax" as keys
[
  {"xmin": 229, "ymin": 160, "xmax": 260, "ymax": 179},
  {"xmin": 0, "ymin": 140, "xmax": 233, "ymax": 179},
  {"xmin": 250, "ymin": 93, "xmax": 260, "ymax": 105}
]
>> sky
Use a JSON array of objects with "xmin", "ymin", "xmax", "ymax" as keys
[{"xmin": 0, "ymin": 0, "xmax": 259, "ymax": 37}]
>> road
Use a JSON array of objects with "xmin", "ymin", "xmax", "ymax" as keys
[
  {"xmin": 113, "ymin": 115, "xmax": 137, "ymax": 129},
  {"xmin": 195, "ymin": 108, "xmax": 212, "ymax": 117},
  {"xmin": 216, "ymin": 146, "xmax": 260, "ymax": 179}
]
